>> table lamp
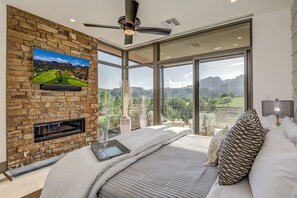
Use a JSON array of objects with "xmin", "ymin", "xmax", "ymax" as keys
[{"xmin": 262, "ymin": 98, "xmax": 294, "ymax": 126}]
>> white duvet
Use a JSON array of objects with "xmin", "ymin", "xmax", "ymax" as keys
[{"xmin": 41, "ymin": 125, "xmax": 191, "ymax": 198}]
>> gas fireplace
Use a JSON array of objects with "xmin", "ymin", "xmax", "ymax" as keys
[{"xmin": 33, "ymin": 118, "xmax": 85, "ymax": 143}]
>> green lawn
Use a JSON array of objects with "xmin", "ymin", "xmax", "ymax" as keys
[
  {"xmin": 33, "ymin": 69, "xmax": 88, "ymax": 87},
  {"xmin": 215, "ymin": 97, "xmax": 244, "ymax": 107},
  {"xmin": 63, "ymin": 71, "xmax": 71, "ymax": 77},
  {"xmin": 32, "ymin": 70, "xmax": 58, "ymax": 84},
  {"xmin": 68, "ymin": 79, "xmax": 88, "ymax": 87}
]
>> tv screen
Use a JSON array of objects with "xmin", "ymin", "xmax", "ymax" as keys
[{"xmin": 32, "ymin": 48, "xmax": 89, "ymax": 87}]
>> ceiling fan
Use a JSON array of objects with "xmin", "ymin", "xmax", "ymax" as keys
[{"xmin": 83, "ymin": 0, "xmax": 172, "ymax": 45}]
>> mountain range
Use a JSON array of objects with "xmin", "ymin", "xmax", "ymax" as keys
[
  {"xmin": 99, "ymin": 75, "xmax": 244, "ymax": 99},
  {"xmin": 33, "ymin": 59, "xmax": 87, "ymax": 69},
  {"xmin": 200, "ymin": 74, "xmax": 244, "ymax": 97}
]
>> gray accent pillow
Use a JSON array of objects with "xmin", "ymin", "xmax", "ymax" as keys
[
  {"xmin": 218, "ymin": 109, "xmax": 264, "ymax": 185},
  {"xmin": 205, "ymin": 127, "xmax": 229, "ymax": 167}
]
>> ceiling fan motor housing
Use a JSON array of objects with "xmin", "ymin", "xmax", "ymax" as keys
[{"xmin": 118, "ymin": 16, "xmax": 141, "ymax": 28}]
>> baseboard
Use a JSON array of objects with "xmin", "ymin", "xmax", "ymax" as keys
[
  {"xmin": 0, "ymin": 161, "xmax": 6, "ymax": 173},
  {"xmin": 5, "ymin": 155, "xmax": 62, "ymax": 180}
]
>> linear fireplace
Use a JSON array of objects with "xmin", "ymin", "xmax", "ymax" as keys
[{"xmin": 33, "ymin": 118, "xmax": 85, "ymax": 143}]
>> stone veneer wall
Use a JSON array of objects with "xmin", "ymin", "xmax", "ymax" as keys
[
  {"xmin": 292, "ymin": 0, "xmax": 297, "ymax": 120},
  {"xmin": 6, "ymin": 6, "xmax": 98, "ymax": 169}
]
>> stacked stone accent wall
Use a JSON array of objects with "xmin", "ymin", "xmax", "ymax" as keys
[{"xmin": 6, "ymin": 6, "xmax": 98, "ymax": 169}]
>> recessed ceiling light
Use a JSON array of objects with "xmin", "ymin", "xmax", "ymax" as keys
[
  {"xmin": 189, "ymin": 43, "xmax": 200, "ymax": 48},
  {"xmin": 70, "ymin": 19, "xmax": 76, "ymax": 23},
  {"xmin": 234, "ymin": 43, "xmax": 238, "ymax": 46},
  {"xmin": 166, "ymin": 56, "xmax": 172, "ymax": 59},
  {"xmin": 237, "ymin": 36, "xmax": 242, "ymax": 40},
  {"xmin": 230, "ymin": 0, "xmax": 237, "ymax": 3},
  {"xmin": 161, "ymin": 52, "xmax": 164, "ymax": 55},
  {"xmin": 214, "ymin": 46, "xmax": 222, "ymax": 50}
]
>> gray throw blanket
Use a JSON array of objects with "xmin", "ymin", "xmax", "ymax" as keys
[
  {"xmin": 99, "ymin": 134, "xmax": 217, "ymax": 198},
  {"xmin": 41, "ymin": 126, "xmax": 191, "ymax": 198}
]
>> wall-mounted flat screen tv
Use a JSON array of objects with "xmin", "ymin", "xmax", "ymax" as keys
[{"xmin": 32, "ymin": 48, "xmax": 89, "ymax": 87}]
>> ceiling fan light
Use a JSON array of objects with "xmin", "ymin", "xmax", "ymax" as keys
[
  {"xmin": 124, "ymin": 24, "xmax": 135, "ymax": 35},
  {"xmin": 124, "ymin": 29, "xmax": 135, "ymax": 35}
]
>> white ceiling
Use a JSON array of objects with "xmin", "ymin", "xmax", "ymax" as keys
[{"xmin": 0, "ymin": 0, "xmax": 293, "ymax": 49}]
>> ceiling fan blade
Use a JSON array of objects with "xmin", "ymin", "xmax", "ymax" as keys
[
  {"xmin": 83, "ymin": 23, "xmax": 121, "ymax": 29},
  {"xmin": 137, "ymin": 27, "xmax": 172, "ymax": 35},
  {"xmin": 124, "ymin": 34, "xmax": 133, "ymax": 45},
  {"xmin": 125, "ymin": 0, "xmax": 139, "ymax": 24}
]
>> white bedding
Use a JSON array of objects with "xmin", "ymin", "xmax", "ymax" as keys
[
  {"xmin": 206, "ymin": 177, "xmax": 253, "ymax": 198},
  {"xmin": 40, "ymin": 126, "xmax": 191, "ymax": 198}
]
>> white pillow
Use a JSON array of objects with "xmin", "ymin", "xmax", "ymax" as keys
[
  {"xmin": 281, "ymin": 117, "xmax": 297, "ymax": 144},
  {"xmin": 260, "ymin": 115, "xmax": 278, "ymax": 131},
  {"xmin": 249, "ymin": 128, "xmax": 297, "ymax": 198},
  {"xmin": 205, "ymin": 127, "xmax": 229, "ymax": 166}
]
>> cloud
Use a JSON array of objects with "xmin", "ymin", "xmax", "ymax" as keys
[
  {"xmin": 230, "ymin": 62, "xmax": 244, "ymax": 66},
  {"xmin": 49, "ymin": 57, "xmax": 68, "ymax": 63},
  {"xmin": 184, "ymin": 71, "xmax": 193, "ymax": 79},
  {"xmin": 73, "ymin": 60, "xmax": 82, "ymax": 66},
  {"xmin": 165, "ymin": 78, "xmax": 188, "ymax": 88},
  {"xmin": 35, "ymin": 56, "xmax": 69, "ymax": 64},
  {"xmin": 73, "ymin": 60, "xmax": 88, "ymax": 66},
  {"xmin": 34, "ymin": 56, "xmax": 51, "ymax": 62}
]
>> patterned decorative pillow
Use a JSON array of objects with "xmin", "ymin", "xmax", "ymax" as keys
[
  {"xmin": 218, "ymin": 109, "xmax": 264, "ymax": 185},
  {"xmin": 205, "ymin": 127, "xmax": 229, "ymax": 167}
]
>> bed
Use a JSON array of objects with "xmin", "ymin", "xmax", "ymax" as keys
[
  {"xmin": 40, "ymin": 126, "xmax": 218, "ymax": 198},
  {"xmin": 40, "ymin": 117, "xmax": 297, "ymax": 198},
  {"xmin": 98, "ymin": 134, "xmax": 217, "ymax": 198}
]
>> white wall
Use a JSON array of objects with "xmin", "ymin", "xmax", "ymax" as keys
[
  {"xmin": 253, "ymin": 8, "xmax": 292, "ymax": 115},
  {"xmin": 0, "ymin": 2, "xmax": 6, "ymax": 165}
]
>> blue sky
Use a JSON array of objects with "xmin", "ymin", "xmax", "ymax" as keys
[
  {"xmin": 34, "ymin": 48, "xmax": 89, "ymax": 67},
  {"xmin": 98, "ymin": 51, "xmax": 244, "ymax": 90},
  {"xmin": 98, "ymin": 64, "xmax": 122, "ymax": 89},
  {"xmin": 200, "ymin": 57, "xmax": 244, "ymax": 80},
  {"xmin": 163, "ymin": 65, "xmax": 192, "ymax": 88}
]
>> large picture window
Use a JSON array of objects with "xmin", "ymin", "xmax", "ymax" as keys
[
  {"xmin": 98, "ymin": 48, "xmax": 122, "ymax": 137},
  {"xmin": 97, "ymin": 20, "xmax": 252, "ymax": 135},
  {"xmin": 159, "ymin": 22, "xmax": 250, "ymax": 61}
]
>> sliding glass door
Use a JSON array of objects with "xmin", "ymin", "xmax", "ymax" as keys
[
  {"xmin": 196, "ymin": 56, "xmax": 246, "ymax": 136},
  {"xmin": 161, "ymin": 63, "xmax": 193, "ymax": 129}
]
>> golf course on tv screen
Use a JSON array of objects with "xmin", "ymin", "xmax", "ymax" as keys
[{"xmin": 32, "ymin": 48, "xmax": 89, "ymax": 87}]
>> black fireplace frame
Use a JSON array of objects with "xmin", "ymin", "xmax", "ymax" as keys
[{"xmin": 33, "ymin": 118, "xmax": 85, "ymax": 143}]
